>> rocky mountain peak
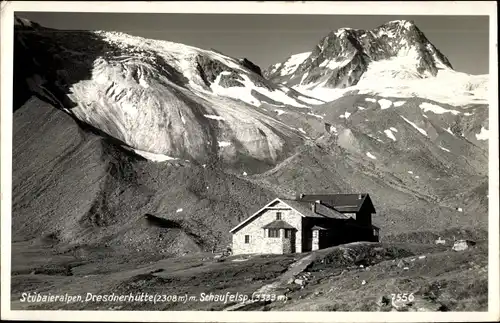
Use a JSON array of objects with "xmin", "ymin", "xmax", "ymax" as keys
[{"xmin": 266, "ymin": 20, "xmax": 453, "ymax": 89}]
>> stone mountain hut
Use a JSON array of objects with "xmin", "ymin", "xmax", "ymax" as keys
[{"xmin": 229, "ymin": 193, "xmax": 379, "ymax": 255}]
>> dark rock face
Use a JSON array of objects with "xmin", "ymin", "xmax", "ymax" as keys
[
  {"xmin": 239, "ymin": 58, "xmax": 263, "ymax": 77},
  {"xmin": 219, "ymin": 72, "xmax": 245, "ymax": 88},
  {"xmin": 266, "ymin": 20, "xmax": 454, "ymax": 89},
  {"xmin": 196, "ymin": 55, "xmax": 233, "ymax": 87}
]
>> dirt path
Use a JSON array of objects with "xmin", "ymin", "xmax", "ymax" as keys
[{"xmin": 223, "ymin": 253, "xmax": 316, "ymax": 311}]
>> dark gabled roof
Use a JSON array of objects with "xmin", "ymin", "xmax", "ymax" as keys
[
  {"xmin": 230, "ymin": 195, "xmax": 375, "ymax": 234},
  {"xmin": 262, "ymin": 220, "xmax": 296, "ymax": 230},
  {"xmin": 314, "ymin": 201, "xmax": 351, "ymax": 219},
  {"xmin": 281, "ymin": 199, "xmax": 324, "ymax": 218},
  {"xmin": 297, "ymin": 193, "xmax": 376, "ymax": 214}
]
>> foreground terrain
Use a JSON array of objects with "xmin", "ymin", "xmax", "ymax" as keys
[{"xmin": 11, "ymin": 228, "xmax": 487, "ymax": 311}]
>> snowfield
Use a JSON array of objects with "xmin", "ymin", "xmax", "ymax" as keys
[{"xmin": 295, "ymin": 69, "xmax": 489, "ymax": 106}]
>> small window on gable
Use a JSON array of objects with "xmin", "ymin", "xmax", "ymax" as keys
[
  {"xmin": 276, "ymin": 212, "xmax": 282, "ymax": 220},
  {"xmin": 244, "ymin": 235, "xmax": 250, "ymax": 243}
]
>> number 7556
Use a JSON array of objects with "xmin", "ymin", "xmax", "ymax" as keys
[{"xmin": 391, "ymin": 293, "xmax": 415, "ymax": 302}]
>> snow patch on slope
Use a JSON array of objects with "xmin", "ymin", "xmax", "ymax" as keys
[
  {"xmin": 401, "ymin": 116, "xmax": 428, "ymax": 136},
  {"xmin": 383, "ymin": 129, "xmax": 397, "ymax": 141},
  {"xmin": 211, "ymin": 73, "xmax": 308, "ymax": 108},
  {"xmin": 133, "ymin": 149, "xmax": 178, "ymax": 162},
  {"xmin": 204, "ymin": 114, "xmax": 225, "ymax": 121},
  {"xmin": 475, "ymin": 127, "xmax": 489, "ymax": 140},
  {"xmin": 378, "ymin": 99, "xmax": 393, "ymax": 110},
  {"xmin": 280, "ymin": 52, "xmax": 311, "ymax": 76},
  {"xmin": 439, "ymin": 145, "xmax": 451, "ymax": 152},
  {"xmin": 307, "ymin": 112, "xmax": 324, "ymax": 119},
  {"xmin": 319, "ymin": 57, "xmax": 352, "ymax": 70},
  {"xmin": 420, "ymin": 102, "xmax": 460, "ymax": 115},
  {"xmin": 339, "ymin": 111, "xmax": 351, "ymax": 119}
]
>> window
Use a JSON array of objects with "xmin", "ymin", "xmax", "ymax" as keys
[
  {"xmin": 244, "ymin": 235, "xmax": 250, "ymax": 243},
  {"xmin": 284, "ymin": 229, "xmax": 291, "ymax": 238},
  {"xmin": 268, "ymin": 229, "xmax": 280, "ymax": 238},
  {"xmin": 276, "ymin": 212, "xmax": 282, "ymax": 220},
  {"xmin": 312, "ymin": 230, "xmax": 318, "ymax": 238}
]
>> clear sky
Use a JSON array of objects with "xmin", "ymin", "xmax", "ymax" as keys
[{"xmin": 18, "ymin": 12, "xmax": 490, "ymax": 75}]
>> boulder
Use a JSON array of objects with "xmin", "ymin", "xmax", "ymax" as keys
[
  {"xmin": 435, "ymin": 237, "xmax": 446, "ymax": 245},
  {"xmin": 294, "ymin": 278, "xmax": 305, "ymax": 286},
  {"xmin": 397, "ymin": 259, "xmax": 408, "ymax": 268},
  {"xmin": 452, "ymin": 239, "xmax": 476, "ymax": 251}
]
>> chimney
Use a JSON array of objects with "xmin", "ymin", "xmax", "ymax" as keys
[
  {"xmin": 299, "ymin": 194, "xmax": 305, "ymax": 199},
  {"xmin": 358, "ymin": 194, "xmax": 363, "ymax": 200}
]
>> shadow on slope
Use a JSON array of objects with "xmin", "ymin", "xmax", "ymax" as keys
[{"xmin": 13, "ymin": 17, "xmax": 188, "ymax": 112}]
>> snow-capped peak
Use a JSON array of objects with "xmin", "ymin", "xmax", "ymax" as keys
[{"xmin": 263, "ymin": 19, "xmax": 484, "ymax": 106}]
